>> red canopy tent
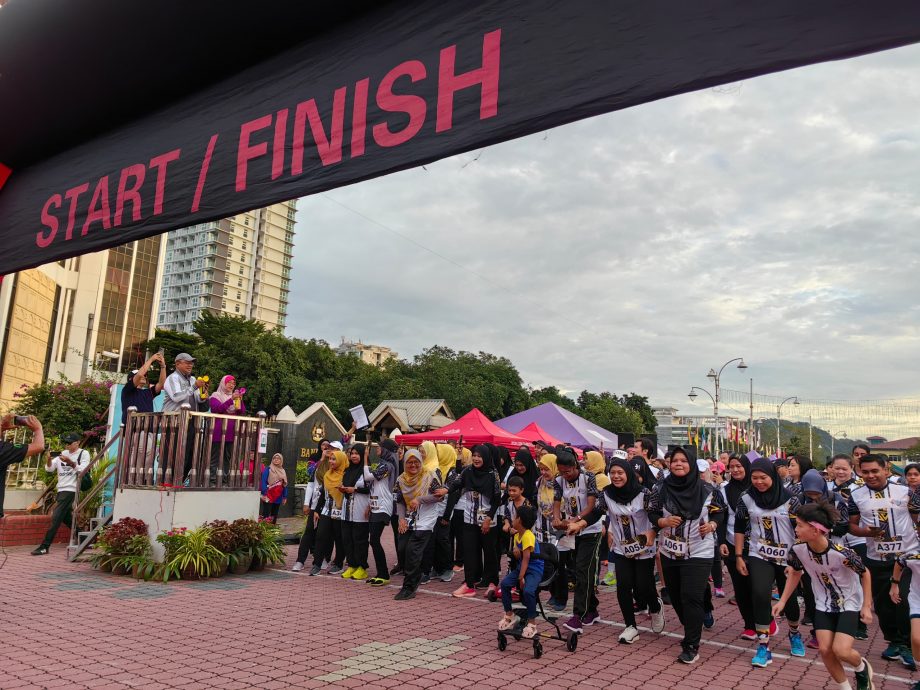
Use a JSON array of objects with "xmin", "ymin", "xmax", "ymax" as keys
[
  {"xmin": 514, "ymin": 422, "xmax": 583, "ymax": 459},
  {"xmin": 395, "ymin": 408, "xmax": 528, "ymax": 450}
]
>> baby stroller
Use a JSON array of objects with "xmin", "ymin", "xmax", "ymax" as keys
[{"xmin": 496, "ymin": 542, "xmax": 579, "ymax": 658}]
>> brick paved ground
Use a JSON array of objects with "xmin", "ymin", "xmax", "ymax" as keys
[{"xmin": 0, "ymin": 536, "xmax": 915, "ymax": 689}]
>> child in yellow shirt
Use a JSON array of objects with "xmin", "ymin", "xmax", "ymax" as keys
[{"xmin": 498, "ymin": 505, "xmax": 545, "ymax": 638}]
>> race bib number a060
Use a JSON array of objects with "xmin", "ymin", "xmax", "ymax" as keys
[{"xmin": 756, "ymin": 541, "xmax": 788, "ymax": 562}]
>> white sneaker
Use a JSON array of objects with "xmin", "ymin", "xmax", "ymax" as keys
[
  {"xmin": 292, "ymin": 562, "xmax": 304, "ymax": 572},
  {"xmin": 650, "ymin": 600, "xmax": 666, "ymax": 634},
  {"xmin": 619, "ymin": 625, "xmax": 640, "ymax": 644},
  {"xmin": 321, "ymin": 560, "xmax": 330, "ymax": 571}
]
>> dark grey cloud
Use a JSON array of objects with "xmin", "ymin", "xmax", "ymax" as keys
[{"xmin": 287, "ymin": 44, "xmax": 920, "ymax": 427}]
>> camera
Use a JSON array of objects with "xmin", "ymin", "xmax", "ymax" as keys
[{"xmin": 13, "ymin": 415, "xmax": 30, "ymax": 426}]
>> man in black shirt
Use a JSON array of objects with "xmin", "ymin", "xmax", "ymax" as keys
[
  {"xmin": 120, "ymin": 352, "xmax": 166, "ymax": 426},
  {"xmin": 0, "ymin": 414, "xmax": 46, "ymax": 518}
]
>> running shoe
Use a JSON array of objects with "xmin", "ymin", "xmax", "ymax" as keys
[
  {"xmin": 806, "ymin": 631, "xmax": 819, "ymax": 649},
  {"xmin": 881, "ymin": 644, "xmax": 902, "ymax": 661},
  {"xmin": 751, "ymin": 644, "xmax": 773, "ymax": 667},
  {"xmin": 633, "ymin": 602, "xmax": 649, "ymax": 616},
  {"xmin": 31, "ymin": 547, "xmax": 49, "ymax": 556},
  {"xmin": 393, "ymin": 588, "xmax": 416, "ymax": 601},
  {"xmin": 309, "ymin": 565, "xmax": 321, "ymax": 576},
  {"xmin": 328, "ymin": 564, "xmax": 345, "ymax": 576},
  {"xmin": 341, "ymin": 567, "xmax": 356, "ymax": 579},
  {"xmin": 390, "ymin": 564, "xmax": 403, "ymax": 575},
  {"xmin": 740, "ymin": 629, "xmax": 757, "ymax": 641},
  {"xmin": 452, "ymin": 585, "xmax": 476, "ymax": 598},
  {"xmin": 582, "ymin": 611, "xmax": 599, "ymax": 627},
  {"xmin": 703, "ymin": 611, "xmax": 714, "ymax": 629},
  {"xmin": 291, "ymin": 562, "xmax": 304, "ymax": 572},
  {"xmin": 452, "ymin": 564, "xmax": 464, "ymax": 572},
  {"xmin": 439, "ymin": 569, "xmax": 455, "ymax": 583},
  {"xmin": 901, "ymin": 646, "xmax": 917, "ymax": 671},
  {"xmin": 854, "ymin": 658, "xmax": 874, "ymax": 690},
  {"xmin": 351, "ymin": 567, "xmax": 367, "ymax": 581},
  {"xmin": 789, "ymin": 631, "xmax": 806, "ymax": 657},
  {"xmin": 855, "ymin": 626, "xmax": 869, "ymax": 641},
  {"xmin": 550, "ymin": 600, "xmax": 567, "ymax": 612},
  {"xmin": 321, "ymin": 560, "xmax": 330, "ymax": 570},
  {"xmin": 367, "ymin": 577, "xmax": 390, "ymax": 586},
  {"xmin": 677, "ymin": 647, "xmax": 699, "ymax": 664},
  {"xmin": 602, "ymin": 572, "xmax": 617, "ymax": 587},
  {"xmin": 420, "ymin": 572, "xmax": 431, "ymax": 584},
  {"xmin": 714, "ymin": 587, "xmax": 725, "ymax": 598},
  {"xmin": 650, "ymin": 602, "xmax": 666, "ymax": 634},
  {"xmin": 769, "ymin": 619, "xmax": 778, "ymax": 636},
  {"xmin": 563, "ymin": 614, "xmax": 583, "ymax": 633},
  {"xmin": 618, "ymin": 625, "xmax": 639, "ymax": 644}
]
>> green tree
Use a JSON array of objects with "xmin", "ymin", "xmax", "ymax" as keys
[
  {"xmin": 618, "ymin": 393, "xmax": 657, "ymax": 434},
  {"xmin": 526, "ymin": 386, "xmax": 577, "ymax": 411},
  {"xmin": 578, "ymin": 397, "xmax": 645, "ymax": 437},
  {"xmin": 12, "ymin": 377, "xmax": 113, "ymax": 444}
]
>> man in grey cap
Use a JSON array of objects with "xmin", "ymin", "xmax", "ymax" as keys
[
  {"xmin": 32, "ymin": 431, "xmax": 88, "ymax": 555},
  {"xmin": 163, "ymin": 353, "xmax": 208, "ymax": 412},
  {"xmin": 162, "ymin": 353, "xmax": 210, "ymax": 481}
]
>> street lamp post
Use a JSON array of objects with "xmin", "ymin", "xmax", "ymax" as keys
[
  {"xmin": 776, "ymin": 396, "xmax": 799, "ymax": 456},
  {"xmin": 688, "ymin": 386, "xmax": 716, "ymax": 454},
  {"xmin": 705, "ymin": 357, "xmax": 748, "ymax": 456}
]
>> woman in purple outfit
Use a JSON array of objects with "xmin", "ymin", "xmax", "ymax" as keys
[{"xmin": 208, "ymin": 375, "xmax": 245, "ymax": 486}]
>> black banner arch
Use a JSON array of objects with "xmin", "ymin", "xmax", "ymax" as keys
[{"xmin": 1, "ymin": 0, "xmax": 919, "ymax": 275}]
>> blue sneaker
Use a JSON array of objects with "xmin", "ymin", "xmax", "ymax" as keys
[
  {"xmin": 789, "ymin": 631, "xmax": 806, "ymax": 657},
  {"xmin": 901, "ymin": 646, "xmax": 917, "ymax": 671},
  {"xmin": 881, "ymin": 643, "xmax": 902, "ymax": 661},
  {"xmin": 751, "ymin": 644, "xmax": 773, "ymax": 668},
  {"xmin": 703, "ymin": 611, "xmax": 714, "ymax": 629}
]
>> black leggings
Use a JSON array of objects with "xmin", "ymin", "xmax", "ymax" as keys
[
  {"xmin": 451, "ymin": 510, "xmax": 464, "ymax": 566},
  {"xmin": 462, "ymin": 523, "xmax": 498, "ymax": 588},
  {"xmin": 341, "ymin": 521, "xmax": 369, "ymax": 569},
  {"xmin": 312, "ymin": 515, "xmax": 344, "ymax": 568},
  {"xmin": 748, "ymin": 556, "xmax": 799, "ymax": 635},
  {"xmin": 398, "ymin": 529, "xmax": 432, "ymax": 591},
  {"xmin": 868, "ymin": 559, "xmax": 910, "ymax": 646},
  {"xmin": 660, "ymin": 556, "xmax": 712, "ymax": 653},
  {"xmin": 422, "ymin": 516, "xmax": 452, "ymax": 576},
  {"xmin": 296, "ymin": 512, "xmax": 316, "ymax": 564},
  {"xmin": 614, "ymin": 556, "xmax": 660, "ymax": 627},
  {"xmin": 710, "ymin": 541, "xmax": 723, "ymax": 588},
  {"xmin": 368, "ymin": 516, "xmax": 389, "ymax": 578},
  {"xmin": 723, "ymin": 553, "xmax": 755, "ymax": 630},
  {"xmin": 259, "ymin": 501, "xmax": 281, "ymax": 522}
]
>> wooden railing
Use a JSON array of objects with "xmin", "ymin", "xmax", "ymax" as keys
[
  {"xmin": 68, "ymin": 430, "xmax": 122, "ymax": 547},
  {"xmin": 119, "ymin": 405, "xmax": 267, "ymax": 490}
]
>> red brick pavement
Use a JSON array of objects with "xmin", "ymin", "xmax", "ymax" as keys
[{"xmin": 0, "ymin": 539, "xmax": 915, "ymax": 689}]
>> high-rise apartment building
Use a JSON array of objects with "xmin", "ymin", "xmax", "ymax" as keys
[
  {"xmin": 0, "ymin": 236, "xmax": 166, "ymax": 408},
  {"xmin": 156, "ymin": 201, "xmax": 296, "ymax": 333}
]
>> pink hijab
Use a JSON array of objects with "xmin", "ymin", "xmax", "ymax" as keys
[{"xmin": 210, "ymin": 375, "xmax": 235, "ymax": 404}]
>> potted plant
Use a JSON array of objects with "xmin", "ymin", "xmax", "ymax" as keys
[
  {"xmin": 113, "ymin": 534, "xmax": 155, "ymax": 580},
  {"xmin": 93, "ymin": 517, "xmax": 148, "ymax": 574},
  {"xmin": 204, "ymin": 520, "xmax": 237, "ymax": 577},
  {"xmin": 251, "ymin": 518, "xmax": 285, "ymax": 570},
  {"xmin": 166, "ymin": 526, "xmax": 223, "ymax": 580},
  {"xmin": 228, "ymin": 518, "xmax": 261, "ymax": 574}
]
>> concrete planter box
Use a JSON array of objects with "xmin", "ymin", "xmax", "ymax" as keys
[{"xmin": 112, "ymin": 487, "xmax": 260, "ymax": 562}]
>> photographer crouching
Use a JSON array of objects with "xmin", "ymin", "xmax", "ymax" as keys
[{"xmin": 0, "ymin": 414, "xmax": 45, "ymax": 519}]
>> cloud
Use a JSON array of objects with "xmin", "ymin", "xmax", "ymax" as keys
[{"xmin": 286, "ymin": 44, "xmax": 920, "ymax": 434}]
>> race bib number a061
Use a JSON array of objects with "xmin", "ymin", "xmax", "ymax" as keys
[{"xmin": 662, "ymin": 534, "xmax": 688, "ymax": 558}]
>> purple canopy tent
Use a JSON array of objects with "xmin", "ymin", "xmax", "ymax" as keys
[{"xmin": 495, "ymin": 403, "xmax": 618, "ymax": 454}]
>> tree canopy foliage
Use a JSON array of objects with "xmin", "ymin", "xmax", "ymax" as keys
[{"xmin": 141, "ymin": 314, "xmax": 654, "ymax": 436}]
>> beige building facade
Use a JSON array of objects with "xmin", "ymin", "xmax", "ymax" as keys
[{"xmin": 335, "ymin": 338, "xmax": 398, "ymax": 367}]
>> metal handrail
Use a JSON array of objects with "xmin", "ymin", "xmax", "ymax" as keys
[{"xmin": 68, "ymin": 429, "xmax": 123, "ymax": 549}]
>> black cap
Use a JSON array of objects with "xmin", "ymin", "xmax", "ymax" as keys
[{"xmin": 62, "ymin": 432, "xmax": 81, "ymax": 444}]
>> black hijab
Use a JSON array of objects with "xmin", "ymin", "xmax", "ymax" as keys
[
  {"xmin": 605, "ymin": 458, "xmax": 643, "ymax": 505},
  {"xmin": 658, "ymin": 448, "xmax": 710, "ymax": 520},
  {"xmin": 462, "ymin": 444, "xmax": 498, "ymax": 494},
  {"xmin": 511, "ymin": 446, "xmax": 539, "ymax": 501},
  {"xmin": 495, "ymin": 445, "xmax": 513, "ymax": 478},
  {"xmin": 342, "ymin": 444, "xmax": 365, "ymax": 488},
  {"xmin": 748, "ymin": 458, "xmax": 792, "ymax": 510},
  {"xmin": 724, "ymin": 455, "xmax": 752, "ymax": 513},
  {"xmin": 377, "ymin": 439, "xmax": 399, "ymax": 489},
  {"xmin": 631, "ymin": 455, "xmax": 658, "ymax": 487}
]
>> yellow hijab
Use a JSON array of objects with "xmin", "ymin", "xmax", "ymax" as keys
[
  {"xmin": 459, "ymin": 447, "xmax": 473, "ymax": 468},
  {"xmin": 585, "ymin": 450, "xmax": 610, "ymax": 490},
  {"xmin": 398, "ymin": 450, "xmax": 433, "ymax": 504},
  {"xmin": 323, "ymin": 450, "xmax": 347, "ymax": 508},
  {"xmin": 538, "ymin": 454, "xmax": 558, "ymax": 508},
  {"xmin": 420, "ymin": 441, "xmax": 439, "ymax": 474},
  {"xmin": 436, "ymin": 444, "xmax": 457, "ymax": 480}
]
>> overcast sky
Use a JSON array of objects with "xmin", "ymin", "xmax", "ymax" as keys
[{"xmin": 287, "ymin": 44, "xmax": 920, "ymax": 424}]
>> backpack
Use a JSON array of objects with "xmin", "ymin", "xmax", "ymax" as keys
[{"xmin": 79, "ymin": 449, "xmax": 92, "ymax": 492}]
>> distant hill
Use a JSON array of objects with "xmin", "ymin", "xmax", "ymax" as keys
[{"xmin": 755, "ymin": 418, "xmax": 858, "ymax": 466}]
